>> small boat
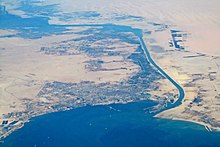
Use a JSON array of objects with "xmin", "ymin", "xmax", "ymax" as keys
[{"xmin": 205, "ymin": 125, "xmax": 212, "ymax": 132}]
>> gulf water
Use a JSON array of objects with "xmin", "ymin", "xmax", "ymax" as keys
[
  {"xmin": 1, "ymin": 3, "xmax": 220, "ymax": 147},
  {"xmin": 2, "ymin": 101, "xmax": 220, "ymax": 147}
]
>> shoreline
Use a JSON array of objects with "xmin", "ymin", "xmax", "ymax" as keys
[
  {"xmin": 1, "ymin": 23, "xmax": 219, "ymax": 141},
  {"xmin": 140, "ymin": 33, "xmax": 220, "ymax": 132},
  {"xmin": 154, "ymin": 115, "xmax": 220, "ymax": 132},
  {"xmin": 1, "ymin": 99, "xmax": 220, "ymax": 142}
]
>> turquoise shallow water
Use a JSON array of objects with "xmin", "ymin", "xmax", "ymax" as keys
[{"xmin": 1, "ymin": 101, "xmax": 220, "ymax": 147}]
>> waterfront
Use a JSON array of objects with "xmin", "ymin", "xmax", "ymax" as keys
[
  {"xmin": 1, "ymin": 1, "xmax": 220, "ymax": 146},
  {"xmin": 1, "ymin": 100, "xmax": 220, "ymax": 147}
]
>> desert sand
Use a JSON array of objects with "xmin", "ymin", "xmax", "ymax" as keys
[{"xmin": 1, "ymin": 0, "xmax": 220, "ymax": 138}]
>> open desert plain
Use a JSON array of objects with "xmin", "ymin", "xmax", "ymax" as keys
[{"xmin": 0, "ymin": 0, "xmax": 220, "ymax": 146}]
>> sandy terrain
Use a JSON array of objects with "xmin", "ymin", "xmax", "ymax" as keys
[
  {"xmin": 1, "ymin": 0, "xmax": 220, "ymax": 137},
  {"xmin": 145, "ymin": 28, "xmax": 220, "ymax": 130},
  {"xmin": 0, "ymin": 31, "xmax": 139, "ymax": 121},
  {"xmin": 34, "ymin": 0, "xmax": 220, "ymax": 56},
  {"xmin": 3, "ymin": 0, "xmax": 220, "ymax": 55}
]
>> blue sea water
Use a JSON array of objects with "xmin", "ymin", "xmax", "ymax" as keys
[
  {"xmin": 1, "ymin": 101, "xmax": 220, "ymax": 147},
  {"xmin": 1, "ymin": 2, "xmax": 220, "ymax": 147}
]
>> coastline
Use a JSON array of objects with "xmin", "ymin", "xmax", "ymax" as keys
[
  {"xmin": 2, "ymin": 100, "xmax": 220, "ymax": 147},
  {"xmin": 1, "ymin": 22, "xmax": 220, "ymax": 141},
  {"xmin": 140, "ymin": 33, "xmax": 220, "ymax": 132},
  {"xmin": 155, "ymin": 115, "xmax": 220, "ymax": 132}
]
